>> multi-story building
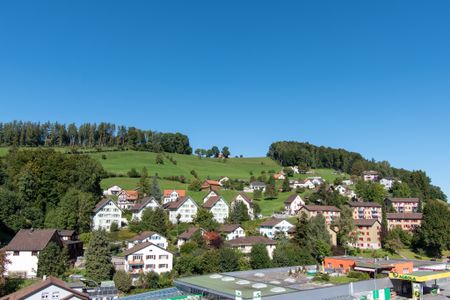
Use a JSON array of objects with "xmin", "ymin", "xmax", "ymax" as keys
[
  {"xmin": 231, "ymin": 192, "xmax": 254, "ymax": 220},
  {"xmin": 162, "ymin": 189, "xmax": 186, "ymax": 205},
  {"xmin": 2, "ymin": 229, "xmax": 63, "ymax": 278},
  {"xmin": 123, "ymin": 242, "xmax": 173, "ymax": 275},
  {"xmin": 130, "ymin": 197, "xmax": 159, "ymax": 221},
  {"xmin": 347, "ymin": 201, "xmax": 382, "ymax": 221},
  {"xmin": 387, "ymin": 213, "xmax": 422, "ymax": 233},
  {"xmin": 258, "ymin": 219, "xmax": 294, "ymax": 239},
  {"xmin": 350, "ymin": 219, "xmax": 382, "ymax": 250},
  {"xmin": 284, "ymin": 194, "xmax": 305, "ymax": 215},
  {"xmin": 126, "ymin": 231, "xmax": 168, "ymax": 249},
  {"xmin": 297, "ymin": 205, "xmax": 341, "ymax": 225},
  {"xmin": 117, "ymin": 190, "xmax": 139, "ymax": 210},
  {"xmin": 386, "ymin": 198, "xmax": 420, "ymax": 213},
  {"xmin": 92, "ymin": 198, "xmax": 122, "ymax": 231},
  {"xmin": 362, "ymin": 170, "xmax": 380, "ymax": 182},
  {"xmin": 202, "ymin": 195, "xmax": 229, "ymax": 223},
  {"xmin": 218, "ymin": 224, "xmax": 245, "ymax": 240},
  {"xmin": 165, "ymin": 196, "xmax": 199, "ymax": 224}
]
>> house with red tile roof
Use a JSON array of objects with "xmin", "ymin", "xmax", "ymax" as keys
[
  {"xmin": 202, "ymin": 195, "xmax": 229, "ymax": 223},
  {"xmin": 117, "ymin": 189, "xmax": 139, "ymax": 209},
  {"xmin": 200, "ymin": 180, "xmax": 221, "ymax": 191},
  {"xmin": 162, "ymin": 189, "xmax": 186, "ymax": 204}
]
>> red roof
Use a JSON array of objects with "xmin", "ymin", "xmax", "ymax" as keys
[
  {"xmin": 202, "ymin": 180, "xmax": 221, "ymax": 187},
  {"xmin": 121, "ymin": 190, "xmax": 139, "ymax": 200},
  {"xmin": 163, "ymin": 189, "xmax": 186, "ymax": 197}
]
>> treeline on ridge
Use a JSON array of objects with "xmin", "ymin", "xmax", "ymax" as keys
[
  {"xmin": 0, "ymin": 121, "xmax": 192, "ymax": 154},
  {"xmin": 267, "ymin": 141, "xmax": 447, "ymax": 201}
]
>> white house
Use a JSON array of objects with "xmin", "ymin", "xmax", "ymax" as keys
[
  {"xmin": 126, "ymin": 231, "xmax": 168, "ymax": 249},
  {"xmin": 103, "ymin": 185, "xmax": 122, "ymax": 196},
  {"xmin": 231, "ymin": 192, "xmax": 254, "ymax": 220},
  {"xmin": 258, "ymin": 219, "xmax": 294, "ymax": 239},
  {"xmin": 218, "ymin": 224, "xmax": 245, "ymax": 240},
  {"xmin": 249, "ymin": 181, "xmax": 266, "ymax": 192},
  {"xmin": 0, "ymin": 276, "xmax": 88, "ymax": 300},
  {"xmin": 123, "ymin": 242, "xmax": 173, "ymax": 275},
  {"xmin": 218, "ymin": 176, "xmax": 230, "ymax": 186},
  {"xmin": 202, "ymin": 195, "xmax": 229, "ymax": 223},
  {"xmin": 308, "ymin": 177, "xmax": 325, "ymax": 186},
  {"xmin": 362, "ymin": 170, "xmax": 380, "ymax": 182},
  {"xmin": 117, "ymin": 190, "xmax": 139, "ymax": 210},
  {"xmin": 290, "ymin": 179, "xmax": 315, "ymax": 190},
  {"xmin": 202, "ymin": 190, "xmax": 220, "ymax": 202},
  {"xmin": 380, "ymin": 178, "xmax": 396, "ymax": 190},
  {"xmin": 227, "ymin": 236, "xmax": 277, "ymax": 259},
  {"xmin": 334, "ymin": 185, "xmax": 347, "ymax": 195},
  {"xmin": 3, "ymin": 229, "xmax": 63, "ymax": 278},
  {"xmin": 92, "ymin": 198, "xmax": 123, "ymax": 231},
  {"xmin": 176, "ymin": 226, "xmax": 204, "ymax": 248},
  {"xmin": 342, "ymin": 179, "xmax": 354, "ymax": 186},
  {"xmin": 284, "ymin": 194, "xmax": 305, "ymax": 215},
  {"xmin": 165, "ymin": 196, "xmax": 199, "ymax": 224},
  {"xmin": 162, "ymin": 189, "xmax": 186, "ymax": 205},
  {"xmin": 130, "ymin": 197, "xmax": 159, "ymax": 221}
]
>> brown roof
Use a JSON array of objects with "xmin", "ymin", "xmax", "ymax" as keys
[
  {"xmin": 202, "ymin": 196, "xmax": 226, "ymax": 209},
  {"xmin": 354, "ymin": 219, "xmax": 380, "ymax": 227},
  {"xmin": 0, "ymin": 276, "xmax": 88, "ymax": 300},
  {"xmin": 202, "ymin": 180, "xmax": 221, "ymax": 187},
  {"xmin": 284, "ymin": 194, "xmax": 300, "ymax": 204},
  {"xmin": 165, "ymin": 196, "xmax": 197, "ymax": 210},
  {"xmin": 362, "ymin": 170, "xmax": 379, "ymax": 175},
  {"xmin": 387, "ymin": 198, "xmax": 420, "ymax": 203},
  {"xmin": 123, "ymin": 241, "xmax": 170, "ymax": 256},
  {"xmin": 3, "ymin": 229, "xmax": 61, "ymax": 251},
  {"xmin": 219, "ymin": 224, "xmax": 242, "ymax": 233},
  {"xmin": 234, "ymin": 192, "xmax": 252, "ymax": 204},
  {"xmin": 301, "ymin": 205, "xmax": 341, "ymax": 212},
  {"xmin": 121, "ymin": 190, "xmax": 139, "ymax": 200},
  {"xmin": 259, "ymin": 218, "xmax": 290, "ymax": 227},
  {"xmin": 227, "ymin": 236, "xmax": 277, "ymax": 246},
  {"xmin": 127, "ymin": 231, "xmax": 158, "ymax": 242},
  {"xmin": 57, "ymin": 230, "xmax": 75, "ymax": 237},
  {"xmin": 163, "ymin": 189, "xmax": 186, "ymax": 197},
  {"xmin": 347, "ymin": 201, "xmax": 382, "ymax": 208},
  {"xmin": 287, "ymin": 226, "xmax": 296, "ymax": 233},
  {"xmin": 131, "ymin": 197, "xmax": 158, "ymax": 212},
  {"xmin": 387, "ymin": 213, "xmax": 423, "ymax": 220},
  {"xmin": 93, "ymin": 198, "xmax": 117, "ymax": 213},
  {"xmin": 177, "ymin": 226, "xmax": 201, "ymax": 240}
]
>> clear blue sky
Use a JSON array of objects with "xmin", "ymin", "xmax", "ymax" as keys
[{"xmin": 1, "ymin": 1, "xmax": 449, "ymax": 197}]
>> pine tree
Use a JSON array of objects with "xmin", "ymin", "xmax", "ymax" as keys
[
  {"xmin": 250, "ymin": 244, "xmax": 272, "ymax": 269},
  {"xmin": 113, "ymin": 270, "xmax": 132, "ymax": 293},
  {"xmin": 141, "ymin": 207, "xmax": 169, "ymax": 236},
  {"xmin": 85, "ymin": 230, "xmax": 114, "ymax": 283},
  {"xmin": 37, "ymin": 242, "xmax": 68, "ymax": 277},
  {"xmin": 150, "ymin": 175, "xmax": 162, "ymax": 201},
  {"xmin": 0, "ymin": 249, "xmax": 11, "ymax": 294},
  {"xmin": 282, "ymin": 176, "xmax": 291, "ymax": 192},
  {"xmin": 139, "ymin": 167, "xmax": 151, "ymax": 196}
]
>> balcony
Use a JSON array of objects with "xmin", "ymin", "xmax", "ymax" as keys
[
  {"xmin": 128, "ymin": 260, "xmax": 144, "ymax": 265},
  {"xmin": 128, "ymin": 268, "xmax": 144, "ymax": 274}
]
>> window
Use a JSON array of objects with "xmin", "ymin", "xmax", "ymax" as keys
[
  {"xmin": 159, "ymin": 255, "xmax": 168, "ymax": 260},
  {"xmin": 13, "ymin": 251, "xmax": 19, "ymax": 256},
  {"xmin": 159, "ymin": 264, "xmax": 168, "ymax": 268},
  {"xmin": 41, "ymin": 293, "xmax": 49, "ymax": 300},
  {"xmin": 146, "ymin": 255, "xmax": 156, "ymax": 260},
  {"xmin": 32, "ymin": 251, "xmax": 38, "ymax": 256},
  {"xmin": 52, "ymin": 292, "xmax": 60, "ymax": 300}
]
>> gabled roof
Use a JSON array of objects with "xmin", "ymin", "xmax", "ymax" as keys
[
  {"xmin": 284, "ymin": 194, "xmax": 301, "ymax": 204},
  {"xmin": 165, "ymin": 196, "xmax": 197, "ymax": 210},
  {"xmin": 120, "ymin": 190, "xmax": 139, "ymax": 199},
  {"xmin": 362, "ymin": 170, "xmax": 379, "ymax": 175},
  {"xmin": 202, "ymin": 196, "xmax": 227, "ymax": 209},
  {"xmin": 127, "ymin": 231, "xmax": 159, "ymax": 242},
  {"xmin": 219, "ymin": 224, "xmax": 242, "ymax": 233},
  {"xmin": 3, "ymin": 229, "xmax": 60, "ymax": 251},
  {"xmin": 387, "ymin": 213, "xmax": 423, "ymax": 220},
  {"xmin": 387, "ymin": 198, "xmax": 420, "ymax": 203},
  {"xmin": 163, "ymin": 189, "xmax": 186, "ymax": 197},
  {"xmin": 259, "ymin": 218, "xmax": 291, "ymax": 227},
  {"xmin": 202, "ymin": 180, "xmax": 221, "ymax": 186},
  {"xmin": 354, "ymin": 219, "xmax": 380, "ymax": 227},
  {"xmin": 177, "ymin": 226, "xmax": 202, "ymax": 240},
  {"xmin": 131, "ymin": 197, "xmax": 158, "ymax": 212},
  {"xmin": 0, "ymin": 276, "xmax": 88, "ymax": 300},
  {"xmin": 93, "ymin": 198, "xmax": 119, "ymax": 213},
  {"xmin": 233, "ymin": 192, "xmax": 252, "ymax": 204},
  {"xmin": 347, "ymin": 201, "xmax": 382, "ymax": 208},
  {"xmin": 227, "ymin": 236, "xmax": 277, "ymax": 246},
  {"xmin": 123, "ymin": 241, "xmax": 170, "ymax": 256},
  {"xmin": 301, "ymin": 205, "xmax": 341, "ymax": 212},
  {"xmin": 57, "ymin": 229, "xmax": 75, "ymax": 237}
]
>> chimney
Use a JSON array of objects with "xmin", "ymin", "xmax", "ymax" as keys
[{"xmin": 43, "ymin": 275, "xmax": 47, "ymax": 280}]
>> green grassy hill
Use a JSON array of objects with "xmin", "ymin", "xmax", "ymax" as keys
[{"xmin": 0, "ymin": 148, "xmax": 348, "ymax": 216}]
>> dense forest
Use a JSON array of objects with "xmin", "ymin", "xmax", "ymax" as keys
[
  {"xmin": 0, "ymin": 149, "xmax": 105, "ymax": 235},
  {"xmin": 267, "ymin": 141, "xmax": 447, "ymax": 201},
  {"xmin": 0, "ymin": 121, "xmax": 192, "ymax": 154}
]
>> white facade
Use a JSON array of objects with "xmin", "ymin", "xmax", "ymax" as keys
[
  {"xmin": 103, "ymin": 185, "xmax": 122, "ymax": 196},
  {"xmin": 92, "ymin": 200, "xmax": 122, "ymax": 231},
  {"xmin": 230, "ymin": 243, "xmax": 276, "ymax": 259},
  {"xmin": 380, "ymin": 178, "xmax": 395, "ymax": 190},
  {"xmin": 342, "ymin": 179, "xmax": 354, "ymax": 186},
  {"xmin": 4, "ymin": 250, "xmax": 39, "ymax": 278},
  {"xmin": 168, "ymin": 197, "xmax": 199, "ymax": 224},
  {"xmin": 223, "ymin": 227, "xmax": 245, "ymax": 240},
  {"xmin": 284, "ymin": 195, "xmax": 305, "ymax": 215},
  {"xmin": 205, "ymin": 197, "xmax": 229, "ymax": 223},
  {"xmin": 249, "ymin": 182, "xmax": 266, "ymax": 192},
  {"xmin": 231, "ymin": 194, "xmax": 254, "ymax": 220},
  {"xmin": 131, "ymin": 199, "xmax": 159, "ymax": 221},
  {"xmin": 127, "ymin": 233, "xmax": 168, "ymax": 249},
  {"xmin": 15, "ymin": 283, "xmax": 86, "ymax": 300},
  {"xmin": 163, "ymin": 190, "xmax": 184, "ymax": 205},
  {"xmin": 259, "ymin": 220, "xmax": 294, "ymax": 239},
  {"xmin": 124, "ymin": 243, "xmax": 173, "ymax": 275},
  {"xmin": 290, "ymin": 179, "xmax": 315, "ymax": 189}
]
